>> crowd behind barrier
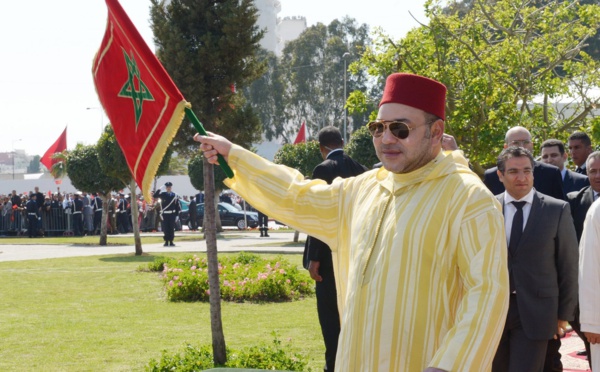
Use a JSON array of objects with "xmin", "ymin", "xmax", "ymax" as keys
[{"xmin": 0, "ymin": 188, "xmax": 253, "ymax": 237}]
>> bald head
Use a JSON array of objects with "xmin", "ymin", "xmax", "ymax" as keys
[{"xmin": 504, "ymin": 126, "xmax": 533, "ymax": 152}]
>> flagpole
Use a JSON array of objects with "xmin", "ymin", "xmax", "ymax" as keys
[{"xmin": 184, "ymin": 108, "xmax": 234, "ymax": 178}]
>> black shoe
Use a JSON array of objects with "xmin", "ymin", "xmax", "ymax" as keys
[
  {"xmin": 163, "ymin": 242, "xmax": 169, "ymax": 247},
  {"xmin": 264, "ymin": 234, "xmax": 270, "ymax": 237},
  {"xmin": 169, "ymin": 241, "xmax": 175, "ymax": 246}
]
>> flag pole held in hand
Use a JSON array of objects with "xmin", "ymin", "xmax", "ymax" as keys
[{"xmin": 185, "ymin": 108, "xmax": 234, "ymax": 178}]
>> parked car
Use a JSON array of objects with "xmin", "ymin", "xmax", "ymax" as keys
[{"xmin": 179, "ymin": 202, "xmax": 259, "ymax": 230}]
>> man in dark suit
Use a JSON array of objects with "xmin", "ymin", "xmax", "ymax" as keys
[
  {"xmin": 540, "ymin": 139, "xmax": 589, "ymax": 194},
  {"xmin": 303, "ymin": 126, "xmax": 367, "ymax": 372},
  {"xmin": 540, "ymin": 139, "xmax": 589, "ymax": 371},
  {"xmin": 568, "ymin": 131, "xmax": 593, "ymax": 175},
  {"xmin": 566, "ymin": 151, "xmax": 600, "ymax": 368},
  {"xmin": 484, "ymin": 126, "xmax": 564, "ymax": 200},
  {"xmin": 492, "ymin": 146, "xmax": 579, "ymax": 372}
]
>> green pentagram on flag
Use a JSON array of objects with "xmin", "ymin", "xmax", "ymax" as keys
[{"xmin": 118, "ymin": 49, "xmax": 154, "ymax": 128}]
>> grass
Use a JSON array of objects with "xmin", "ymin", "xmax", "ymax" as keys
[{"xmin": 0, "ymin": 253, "xmax": 323, "ymax": 371}]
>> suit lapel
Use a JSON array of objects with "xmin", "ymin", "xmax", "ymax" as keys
[{"xmin": 583, "ymin": 187, "xmax": 595, "ymax": 207}]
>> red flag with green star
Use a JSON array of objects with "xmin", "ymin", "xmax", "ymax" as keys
[{"xmin": 92, "ymin": 0, "xmax": 191, "ymax": 201}]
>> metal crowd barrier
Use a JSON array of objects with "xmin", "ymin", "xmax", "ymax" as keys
[{"xmin": 0, "ymin": 208, "xmax": 75, "ymax": 237}]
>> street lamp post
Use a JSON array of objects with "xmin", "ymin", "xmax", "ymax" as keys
[
  {"xmin": 86, "ymin": 107, "xmax": 104, "ymax": 135},
  {"xmin": 342, "ymin": 52, "xmax": 350, "ymax": 144},
  {"xmin": 12, "ymin": 138, "xmax": 22, "ymax": 180}
]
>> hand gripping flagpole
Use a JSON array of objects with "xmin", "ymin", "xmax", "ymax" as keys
[{"xmin": 185, "ymin": 107, "xmax": 234, "ymax": 178}]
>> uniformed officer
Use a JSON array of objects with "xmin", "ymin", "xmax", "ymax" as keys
[
  {"xmin": 26, "ymin": 192, "xmax": 38, "ymax": 238},
  {"xmin": 72, "ymin": 192, "xmax": 84, "ymax": 237},
  {"xmin": 92, "ymin": 193, "xmax": 103, "ymax": 234},
  {"xmin": 117, "ymin": 194, "xmax": 128, "ymax": 234},
  {"xmin": 153, "ymin": 182, "xmax": 180, "ymax": 246}
]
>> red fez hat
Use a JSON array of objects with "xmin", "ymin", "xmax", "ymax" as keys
[{"xmin": 379, "ymin": 73, "xmax": 447, "ymax": 120}]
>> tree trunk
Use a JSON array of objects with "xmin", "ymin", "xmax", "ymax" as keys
[
  {"xmin": 203, "ymin": 158, "xmax": 226, "ymax": 364},
  {"xmin": 130, "ymin": 180, "xmax": 143, "ymax": 256},
  {"xmin": 294, "ymin": 230, "xmax": 300, "ymax": 243},
  {"xmin": 99, "ymin": 194, "xmax": 109, "ymax": 246}
]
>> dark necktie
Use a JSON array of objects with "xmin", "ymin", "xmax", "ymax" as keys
[{"xmin": 508, "ymin": 201, "xmax": 526, "ymax": 255}]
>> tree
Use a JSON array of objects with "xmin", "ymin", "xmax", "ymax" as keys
[
  {"xmin": 97, "ymin": 126, "xmax": 139, "ymax": 255},
  {"xmin": 354, "ymin": 0, "xmax": 600, "ymax": 174},
  {"xmin": 27, "ymin": 155, "xmax": 41, "ymax": 173},
  {"xmin": 273, "ymin": 141, "xmax": 322, "ymax": 178},
  {"xmin": 243, "ymin": 48, "xmax": 286, "ymax": 141},
  {"xmin": 345, "ymin": 125, "xmax": 378, "ymax": 169},
  {"xmin": 50, "ymin": 151, "xmax": 68, "ymax": 179},
  {"xmin": 264, "ymin": 18, "xmax": 373, "ymax": 143},
  {"xmin": 65, "ymin": 144, "xmax": 123, "ymax": 245},
  {"xmin": 150, "ymin": 0, "xmax": 266, "ymax": 364}
]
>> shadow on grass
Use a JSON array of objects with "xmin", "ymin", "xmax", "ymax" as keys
[{"xmin": 99, "ymin": 253, "xmax": 160, "ymax": 263}]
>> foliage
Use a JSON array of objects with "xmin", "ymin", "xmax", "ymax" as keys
[
  {"xmin": 96, "ymin": 125, "xmax": 172, "ymax": 187},
  {"xmin": 27, "ymin": 155, "xmax": 41, "ymax": 174},
  {"xmin": 66, "ymin": 144, "xmax": 122, "ymax": 194},
  {"xmin": 354, "ymin": 0, "xmax": 600, "ymax": 172},
  {"xmin": 138, "ymin": 255, "xmax": 172, "ymax": 273},
  {"xmin": 273, "ymin": 141, "xmax": 322, "ymax": 177},
  {"xmin": 50, "ymin": 151, "xmax": 68, "ymax": 179},
  {"xmin": 155, "ymin": 252, "xmax": 313, "ymax": 303},
  {"xmin": 187, "ymin": 152, "xmax": 227, "ymax": 191},
  {"xmin": 249, "ymin": 18, "xmax": 373, "ymax": 143},
  {"xmin": 243, "ymin": 48, "xmax": 286, "ymax": 141},
  {"xmin": 150, "ymin": 0, "xmax": 266, "ymax": 156},
  {"xmin": 96, "ymin": 125, "xmax": 131, "ymax": 187},
  {"xmin": 345, "ymin": 125, "xmax": 379, "ymax": 169},
  {"xmin": 146, "ymin": 334, "xmax": 308, "ymax": 371}
]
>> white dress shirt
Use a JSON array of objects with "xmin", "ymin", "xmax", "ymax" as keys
[{"xmin": 503, "ymin": 188, "xmax": 536, "ymax": 246}]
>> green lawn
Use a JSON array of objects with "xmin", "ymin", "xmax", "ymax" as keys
[{"xmin": 0, "ymin": 253, "xmax": 323, "ymax": 371}]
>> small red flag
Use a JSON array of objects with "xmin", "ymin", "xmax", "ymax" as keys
[
  {"xmin": 293, "ymin": 121, "xmax": 307, "ymax": 144},
  {"xmin": 40, "ymin": 127, "xmax": 67, "ymax": 171},
  {"xmin": 92, "ymin": 0, "xmax": 191, "ymax": 201}
]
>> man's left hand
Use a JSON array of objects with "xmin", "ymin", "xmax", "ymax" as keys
[
  {"xmin": 308, "ymin": 260, "xmax": 322, "ymax": 282},
  {"xmin": 554, "ymin": 319, "xmax": 568, "ymax": 339}
]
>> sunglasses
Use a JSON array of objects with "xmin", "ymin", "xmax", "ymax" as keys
[{"xmin": 367, "ymin": 120, "xmax": 420, "ymax": 139}]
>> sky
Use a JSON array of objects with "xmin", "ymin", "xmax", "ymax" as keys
[{"xmin": 0, "ymin": 0, "xmax": 428, "ymax": 156}]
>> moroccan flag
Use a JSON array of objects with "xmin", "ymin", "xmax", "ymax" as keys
[
  {"xmin": 40, "ymin": 127, "xmax": 67, "ymax": 171},
  {"xmin": 92, "ymin": 0, "xmax": 191, "ymax": 201},
  {"xmin": 293, "ymin": 121, "xmax": 307, "ymax": 144}
]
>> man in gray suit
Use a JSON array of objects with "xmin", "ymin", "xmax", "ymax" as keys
[
  {"xmin": 492, "ymin": 146, "xmax": 579, "ymax": 372},
  {"xmin": 541, "ymin": 139, "xmax": 589, "ymax": 194}
]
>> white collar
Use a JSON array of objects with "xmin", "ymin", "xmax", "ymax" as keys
[{"xmin": 504, "ymin": 187, "xmax": 536, "ymax": 205}]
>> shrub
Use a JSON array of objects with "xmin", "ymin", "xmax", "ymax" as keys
[
  {"xmin": 146, "ymin": 333, "xmax": 308, "ymax": 371},
  {"xmin": 138, "ymin": 256, "xmax": 171, "ymax": 272},
  {"xmin": 157, "ymin": 252, "xmax": 313, "ymax": 302}
]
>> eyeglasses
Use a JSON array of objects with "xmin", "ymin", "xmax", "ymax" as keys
[
  {"xmin": 508, "ymin": 140, "xmax": 532, "ymax": 147},
  {"xmin": 367, "ymin": 120, "xmax": 421, "ymax": 140}
]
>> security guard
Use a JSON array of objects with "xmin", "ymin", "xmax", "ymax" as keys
[
  {"xmin": 153, "ymin": 181, "xmax": 180, "ymax": 246},
  {"xmin": 117, "ymin": 194, "xmax": 128, "ymax": 234},
  {"xmin": 26, "ymin": 192, "xmax": 38, "ymax": 238},
  {"xmin": 72, "ymin": 192, "xmax": 84, "ymax": 237},
  {"xmin": 92, "ymin": 193, "xmax": 103, "ymax": 234}
]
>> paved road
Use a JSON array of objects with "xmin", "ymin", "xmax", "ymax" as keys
[{"xmin": 0, "ymin": 231, "xmax": 304, "ymax": 262}]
